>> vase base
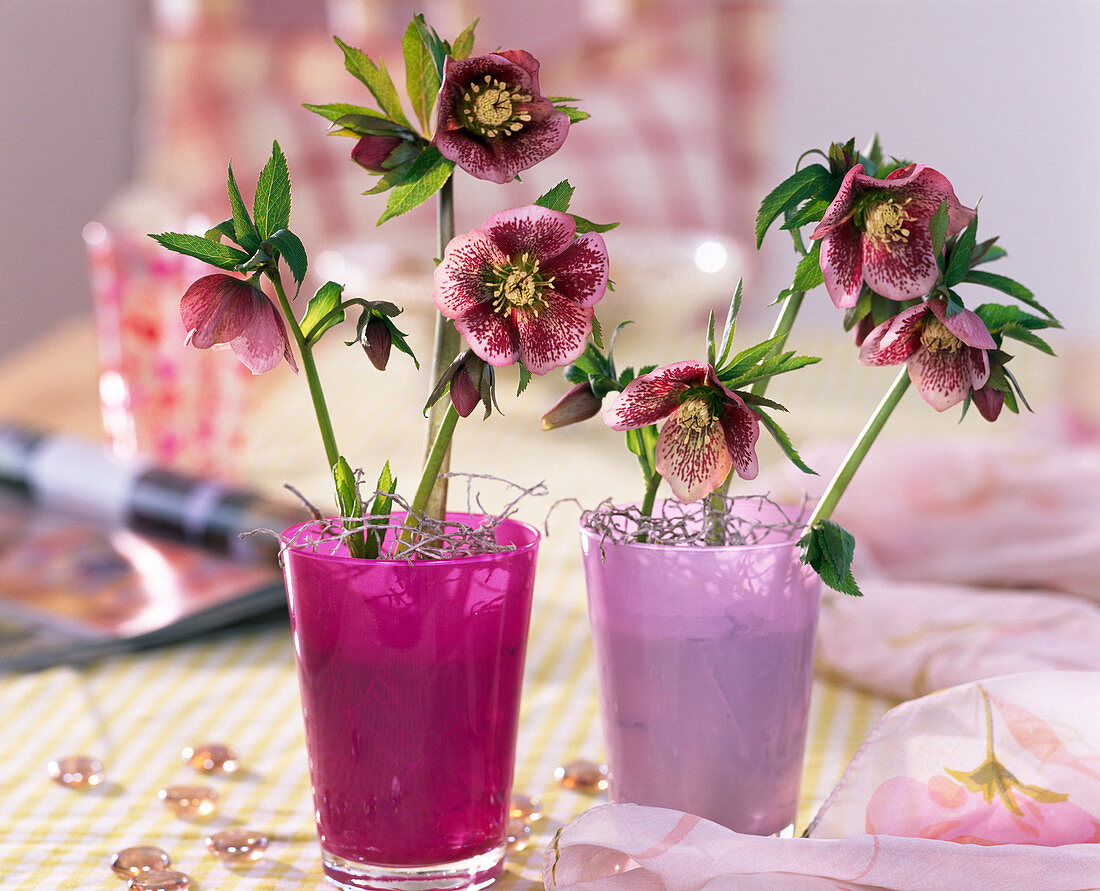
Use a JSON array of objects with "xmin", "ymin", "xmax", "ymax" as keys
[{"xmin": 321, "ymin": 844, "xmax": 506, "ymax": 891}]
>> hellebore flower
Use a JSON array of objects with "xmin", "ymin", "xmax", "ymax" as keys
[
  {"xmin": 541, "ymin": 381, "xmax": 603, "ymax": 430},
  {"xmin": 860, "ymin": 299, "xmax": 996, "ymax": 411},
  {"xmin": 180, "ymin": 274, "xmax": 296, "ymax": 375},
  {"xmin": 433, "ymin": 205, "xmax": 608, "ymax": 374},
  {"xmin": 603, "ymin": 362, "xmax": 761, "ymax": 503},
  {"xmin": 811, "ymin": 163, "xmax": 976, "ymax": 308},
  {"xmin": 434, "ymin": 50, "xmax": 569, "ymax": 184}
]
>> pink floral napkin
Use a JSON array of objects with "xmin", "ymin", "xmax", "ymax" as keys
[{"xmin": 544, "ymin": 672, "xmax": 1100, "ymax": 890}]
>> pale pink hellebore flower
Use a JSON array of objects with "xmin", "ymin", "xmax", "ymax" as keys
[
  {"xmin": 603, "ymin": 362, "xmax": 761, "ymax": 503},
  {"xmin": 859, "ymin": 299, "xmax": 995, "ymax": 411},
  {"xmin": 433, "ymin": 50, "xmax": 569, "ymax": 184},
  {"xmin": 433, "ymin": 205, "xmax": 608, "ymax": 374},
  {"xmin": 180, "ymin": 274, "xmax": 297, "ymax": 375},
  {"xmin": 811, "ymin": 163, "xmax": 976, "ymax": 308}
]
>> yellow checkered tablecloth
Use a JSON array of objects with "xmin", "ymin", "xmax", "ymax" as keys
[{"xmin": 0, "ymin": 292, "xmax": 1064, "ymax": 888}]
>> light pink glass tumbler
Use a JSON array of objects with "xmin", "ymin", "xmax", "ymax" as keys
[
  {"xmin": 580, "ymin": 501, "xmax": 821, "ymax": 836},
  {"xmin": 281, "ymin": 515, "xmax": 539, "ymax": 891}
]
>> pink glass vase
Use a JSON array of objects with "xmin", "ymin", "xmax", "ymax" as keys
[
  {"xmin": 281, "ymin": 514, "xmax": 540, "ymax": 890},
  {"xmin": 579, "ymin": 500, "xmax": 821, "ymax": 836}
]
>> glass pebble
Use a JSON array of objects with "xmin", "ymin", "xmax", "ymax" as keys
[
  {"xmin": 555, "ymin": 759, "xmax": 609, "ymax": 793},
  {"xmin": 182, "ymin": 742, "xmax": 239, "ymax": 774},
  {"xmin": 205, "ymin": 827, "xmax": 269, "ymax": 863},
  {"xmin": 48, "ymin": 755, "xmax": 104, "ymax": 789},
  {"xmin": 109, "ymin": 846, "xmax": 171, "ymax": 878},
  {"xmin": 159, "ymin": 784, "xmax": 219, "ymax": 819},
  {"xmin": 505, "ymin": 817, "xmax": 531, "ymax": 853},
  {"xmin": 509, "ymin": 792, "xmax": 543, "ymax": 823},
  {"xmin": 128, "ymin": 869, "xmax": 190, "ymax": 890}
]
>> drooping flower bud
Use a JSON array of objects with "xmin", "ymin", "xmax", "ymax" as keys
[
  {"xmin": 972, "ymin": 384, "xmax": 1005, "ymax": 422},
  {"xmin": 449, "ymin": 361, "xmax": 482, "ymax": 418},
  {"xmin": 351, "ymin": 133, "xmax": 406, "ymax": 174},
  {"xmin": 361, "ymin": 314, "xmax": 392, "ymax": 371},
  {"xmin": 541, "ymin": 382, "xmax": 602, "ymax": 430}
]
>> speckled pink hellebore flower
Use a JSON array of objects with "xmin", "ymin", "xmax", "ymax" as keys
[
  {"xmin": 433, "ymin": 50, "xmax": 569, "ymax": 184},
  {"xmin": 811, "ymin": 163, "xmax": 976, "ymax": 308},
  {"xmin": 860, "ymin": 299, "xmax": 995, "ymax": 411},
  {"xmin": 603, "ymin": 362, "xmax": 761, "ymax": 503},
  {"xmin": 433, "ymin": 205, "xmax": 608, "ymax": 374},
  {"xmin": 180, "ymin": 274, "xmax": 297, "ymax": 375}
]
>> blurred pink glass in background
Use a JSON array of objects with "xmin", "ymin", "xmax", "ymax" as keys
[{"xmin": 84, "ymin": 220, "xmax": 251, "ymax": 481}]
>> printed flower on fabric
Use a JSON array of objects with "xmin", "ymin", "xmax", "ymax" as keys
[
  {"xmin": 860, "ymin": 299, "xmax": 995, "ymax": 411},
  {"xmin": 433, "ymin": 205, "xmax": 608, "ymax": 375},
  {"xmin": 866, "ymin": 774, "xmax": 1100, "ymax": 846},
  {"xmin": 434, "ymin": 50, "xmax": 569, "ymax": 184},
  {"xmin": 180, "ymin": 274, "xmax": 297, "ymax": 375},
  {"xmin": 603, "ymin": 362, "xmax": 761, "ymax": 503},
  {"xmin": 811, "ymin": 163, "xmax": 976, "ymax": 308}
]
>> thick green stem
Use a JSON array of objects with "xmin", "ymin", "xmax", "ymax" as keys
[
  {"xmin": 640, "ymin": 471, "xmax": 662, "ymax": 517},
  {"xmin": 423, "ymin": 177, "xmax": 460, "ymax": 520},
  {"xmin": 269, "ymin": 272, "xmax": 341, "ymax": 473},
  {"xmin": 807, "ymin": 367, "xmax": 911, "ymax": 528},
  {"xmin": 749, "ymin": 289, "xmax": 804, "ymax": 398},
  {"xmin": 410, "ymin": 402, "xmax": 460, "ymax": 517}
]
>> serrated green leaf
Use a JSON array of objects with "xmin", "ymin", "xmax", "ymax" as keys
[
  {"xmin": 516, "ymin": 364, "xmax": 533, "ymax": 397},
  {"xmin": 335, "ymin": 114, "xmax": 418, "ymax": 137},
  {"xmin": 333, "ymin": 457, "xmax": 367, "ymax": 558},
  {"xmin": 929, "ymin": 201, "xmax": 950, "ymax": 258},
  {"xmin": 403, "ymin": 19, "xmax": 442, "ymax": 134},
  {"xmin": 363, "ymin": 461, "xmax": 397, "ymax": 559},
  {"xmin": 944, "ymin": 289, "xmax": 966, "ymax": 317},
  {"xmin": 591, "ymin": 314, "xmax": 604, "ymax": 350},
  {"xmin": 334, "ymin": 36, "xmax": 412, "ymax": 129},
  {"xmin": 451, "ymin": 17, "xmax": 478, "ymax": 59},
  {"xmin": 226, "ymin": 163, "xmax": 259, "ymax": 251},
  {"xmin": 204, "ymin": 219, "xmax": 236, "ymax": 243},
  {"xmin": 301, "ymin": 281, "xmax": 345, "ymax": 343},
  {"xmin": 715, "ymin": 280, "xmax": 743, "ymax": 367},
  {"xmin": 975, "ymin": 303, "xmax": 1056, "ymax": 332},
  {"xmin": 377, "ymin": 147, "xmax": 455, "ymax": 224},
  {"xmin": 755, "ymin": 163, "xmax": 833, "ymax": 247},
  {"xmin": 780, "ymin": 198, "xmax": 830, "ymax": 231},
  {"xmin": 799, "ymin": 520, "xmax": 862, "ymax": 596},
  {"xmin": 556, "ymin": 105, "xmax": 590, "ymax": 124},
  {"xmin": 944, "ymin": 214, "xmax": 978, "ymax": 287},
  {"xmin": 384, "ymin": 318, "xmax": 420, "ymax": 369},
  {"xmin": 303, "ymin": 102, "xmax": 387, "ymax": 124},
  {"xmin": 862, "ymin": 133, "xmax": 885, "ymax": 169},
  {"xmin": 1001, "ymin": 323, "xmax": 1056, "ymax": 356},
  {"xmin": 254, "ymin": 142, "xmax": 292, "ymax": 241},
  {"xmin": 149, "ymin": 232, "xmax": 250, "ymax": 271},
  {"xmin": 265, "ymin": 229, "xmax": 307, "ymax": 285},
  {"xmin": 412, "ymin": 14, "xmax": 448, "ymax": 77},
  {"xmin": 571, "ymin": 214, "xmax": 618, "ymax": 234},
  {"xmin": 971, "ymin": 242, "xmax": 1007, "ymax": 267},
  {"xmin": 791, "ymin": 241, "xmax": 824, "ymax": 291},
  {"xmin": 535, "ymin": 180, "xmax": 574, "ymax": 212},
  {"xmin": 964, "ymin": 269, "xmax": 1057, "ymax": 322},
  {"xmin": 755, "ymin": 411, "xmax": 815, "ymax": 474},
  {"xmin": 362, "ymin": 159, "xmax": 419, "ymax": 195}
]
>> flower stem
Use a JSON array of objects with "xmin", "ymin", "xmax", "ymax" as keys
[
  {"xmin": 640, "ymin": 470, "xmax": 662, "ymax": 517},
  {"xmin": 422, "ymin": 176, "xmax": 461, "ymax": 521},
  {"xmin": 269, "ymin": 272, "xmax": 341, "ymax": 473},
  {"xmin": 410, "ymin": 402, "xmax": 460, "ymax": 517},
  {"xmin": 806, "ymin": 367, "xmax": 911, "ymax": 528},
  {"xmin": 749, "ymin": 289, "xmax": 804, "ymax": 398}
]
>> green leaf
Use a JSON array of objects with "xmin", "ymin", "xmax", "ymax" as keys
[
  {"xmin": 451, "ymin": 17, "xmax": 478, "ymax": 59},
  {"xmin": 944, "ymin": 214, "xmax": 978, "ymax": 287},
  {"xmin": 715, "ymin": 280, "xmax": 743, "ymax": 367},
  {"xmin": 226, "ymin": 163, "xmax": 259, "ymax": 251},
  {"xmin": 333, "ymin": 456, "xmax": 367, "ymax": 559},
  {"xmin": 363, "ymin": 461, "xmax": 397, "ymax": 559},
  {"xmin": 253, "ymin": 142, "xmax": 292, "ymax": 241},
  {"xmin": 755, "ymin": 410, "xmax": 815, "ymax": 475},
  {"xmin": 412, "ymin": 14, "xmax": 448, "ymax": 77},
  {"xmin": 964, "ymin": 269, "xmax": 1058, "ymax": 322},
  {"xmin": 591, "ymin": 315, "xmax": 604, "ymax": 350},
  {"xmin": 361, "ymin": 159, "xmax": 419, "ymax": 195},
  {"xmin": 555, "ymin": 105, "xmax": 590, "ymax": 124},
  {"xmin": 862, "ymin": 133, "xmax": 885, "ymax": 169},
  {"xmin": 571, "ymin": 213, "xmax": 619, "ymax": 234},
  {"xmin": 377, "ymin": 146, "xmax": 455, "ymax": 224},
  {"xmin": 755, "ymin": 163, "xmax": 833, "ymax": 247},
  {"xmin": 535, "ymin": 180, "xmax": 574, "ymax": 212},
  {"xmin": 301, "ymin": 281, "xmax": 345, "ymax": 343},
  {"xmin": 800, "ymin": 520, "xmax": 862, "ymax": 596},
  {"xmin": 265, "ymin": 228, "xmax": 308, "ymax": 285},
  {"xmin": 334, "ymin": 36, "xmax": 412, "ymax": 129},
  {"xmin": 303, "ymin": 102, "xmax": 387, "ymax": 124},
  {"xmin": 944, "ymin": 288, "xmax": 966, "ymax": 317},
  {"xmin": 516, "ymin": 364, "xmax": 532, "ymax": 397},
  {"xmin": 1000, "ymin": 323, "xmax": 1056, "ymax": 356},
  {"xmin": 403, "ymin": 19, "xmax": 442, "ymax": 134},
  {"xmin": 791, "ymin": 241, "xmax": 824, "ymax": 291},
  {"xmin": 149, "ymin": 232, "xmax": 250, "ymax": 271},
  {"xmin": 334, "ymin": 114, "xmax": 419, "ymax": 137},
  {"xmin": 384, "ymin": 317, "xmax": 420, "ymax": 369},
  {"xmin": 929, "ymin": 200, "xmax": 950, "ymax": 258},
  {"xmin": 204, "ymin": 219, "xmax": 236, "ymax": 243},
  {"xmin": 971, "ymin": 241, "xmax": 1007, "ymax": 267}
]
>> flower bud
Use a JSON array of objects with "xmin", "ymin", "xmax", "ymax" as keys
[
  {"xmin": 972, "ymin": 384, "xmax": 1005, "ymax": 422},
  {"xmin": 541, "ymin": 382, "xmax": 602, "ymax": 430},
  {"xmin": 450, "ymin": 363, "xmax": 482, "ymax": 418},
  {"xmin": 361, "ymin": 315, "xmax": 392, "ymax": 371},
  {"xmin": 351, "ymin": 134, "xmax": 405, "ymax": 174}
]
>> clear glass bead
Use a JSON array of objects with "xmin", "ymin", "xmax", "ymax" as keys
[
  {"xmin": 204, "ymin": 827, "xmax": 268, "ymax": 863},
  {"xmin": 505, "ymin": 817, "xmax": 531, "ymax": 853},
  {"xmin": 128, "ymin": 869, "xmax": 190, "ymax": 890},
  {"xmin": 48, "ymin": 755, "xmax": 104, "ymax": 789},
  {"xmin": 554, "ymin": 759, "xmax": 609, "ymax": 792},
  {"xmin": 109, "ymin": 846, "xmax": 171, "ymax": 878},
  {"xmin": 509, "ymin": 792, "xmax": 543, "ymax": 823},
  {"xmin": 158, "ymin": 784, "xmax": 219, "ymax": 819},
  {"xmin": 181, "ymin": 742, "xmax": 239, "ymax": 774}
]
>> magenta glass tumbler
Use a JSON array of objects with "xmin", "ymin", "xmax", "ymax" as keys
[
  {"xmin": 281, "ymin": 514, "xmax": 539, "ymax": 890},
  {"xmin": 579, "ymin": 501, "xmax": 821, "ymax": 836}
]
